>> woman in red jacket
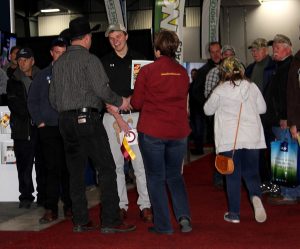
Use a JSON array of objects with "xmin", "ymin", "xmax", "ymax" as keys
[{"xmin": 131, "ymin": 30, "xmax": 192, "ymax": 234}]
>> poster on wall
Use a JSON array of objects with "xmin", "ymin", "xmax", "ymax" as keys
[
  {"xmin": 153, "ymin": 0, "xmax": 185, "ymax": 63},
  {"xmin": 0, "ymin": 30, "xmax": 17, "ymax": 68},
  {"xmin": 130, "ymin": 60, "xmax": 153, "ymax": 89}
]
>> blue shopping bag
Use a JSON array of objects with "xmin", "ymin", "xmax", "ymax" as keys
[{"xmin": 271, "ymin": 128, "xmax": 300, "ymax": 187}]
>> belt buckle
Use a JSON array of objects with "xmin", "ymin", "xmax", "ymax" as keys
[{"xmin": 81, "ymin": 107, "xmax": 88, "ymax": 113}]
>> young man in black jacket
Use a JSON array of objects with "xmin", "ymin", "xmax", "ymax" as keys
[{"xmin": 28, "ymin": 38, "xmax": 72, "ymax": 223}]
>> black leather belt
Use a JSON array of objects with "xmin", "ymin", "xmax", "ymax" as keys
[
  {"xmin": 119, "ymin": 110, "xmax": 138, "ymax": 114},
  {"xmin": 65, "ymin": 107, "xmax": 100, "ymax": 114}
]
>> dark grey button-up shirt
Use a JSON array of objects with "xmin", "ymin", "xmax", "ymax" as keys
[{"xmin": 49, "ymin": 45, "xmax": 122, "ymax": 112}]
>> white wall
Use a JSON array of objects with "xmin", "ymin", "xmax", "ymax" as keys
[
  {"xmin": 38, "ymin": 14, "xmax": 71, "ymax": 36},
  {"xmin": 221, "ymin": 0, "xmax": 300, "ymax": 65},
  {"xmin": 183, "ymin": 27, "xmax": 201, "ymax": 62}
]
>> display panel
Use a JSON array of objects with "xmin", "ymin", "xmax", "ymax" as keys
[{"xmin": 0, "ymin": 30, "xmax": 17, "ymax": 68}]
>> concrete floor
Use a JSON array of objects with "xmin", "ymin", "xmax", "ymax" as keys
[
  {"xmin": 0, "ymin": 148, "xmax": 210, "ymax": 232},
  {"xmin": 0, "ymin": 187, "xmax": 101, "ymax": 231}
]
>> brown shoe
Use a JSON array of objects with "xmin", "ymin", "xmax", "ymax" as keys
[
  {"xmin": 39, "ymin": 210, "xmax": 58, "ymax": 224},
  {"xmin": 268, "ymin": 195, "xmax": 298, "ymax": 205},
  {"xmin": 101, "ymin": 223, "xmax": 136, "ymax": 233},
  {"xmin": 120, "ymin": 208, "xmax": 127, "ymax": 220},
  {"xmin": 140, "ymin": 208, "xmax": 153, "ymax": 223}
]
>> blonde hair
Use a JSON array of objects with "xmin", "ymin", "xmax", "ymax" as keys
[{"xmin": 219, "ymin": 57, "xmax": 245, "ymax": 85}]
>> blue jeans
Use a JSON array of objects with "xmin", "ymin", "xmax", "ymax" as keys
[
  {"xmin": 138, "ymin": 133, "xmax": 191, "ymax": 233},
  {"xmin": 281, "ymin": 186, "xmax": 300, "ymax": 199},
  {"xmin": 222, "ymin": 149, "xmax": 261, "ymax": 215}
]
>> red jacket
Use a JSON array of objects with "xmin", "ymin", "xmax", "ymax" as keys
[{"xmin": 131, "ymin": 56, "xmax": 191, "ymax": 139}]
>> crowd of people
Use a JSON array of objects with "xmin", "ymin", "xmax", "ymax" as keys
[
  {"xmin": 191, "ymin": 33, "xmax": 300, "ymax": 223},
  {"xmin": 0, "ymin": 15, "xmax": 299, "ymax": 233}
]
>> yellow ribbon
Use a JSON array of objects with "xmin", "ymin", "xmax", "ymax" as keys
[{"xmin": 122, "ymin": 137, "xmax": 136, "ymax": 160}]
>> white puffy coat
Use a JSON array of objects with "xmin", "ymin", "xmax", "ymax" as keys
[{"xmin": 204, "ymin": 79, "xmax": 266, "ymax": 154}]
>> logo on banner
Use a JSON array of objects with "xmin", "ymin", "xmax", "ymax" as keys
[
  {"xmin": 154, "ymin": 0, "xmax": 185, "ymax": 63},
  {"xmin": 104, "ymin": 0, "xmax": 125, "ymax": 26}
]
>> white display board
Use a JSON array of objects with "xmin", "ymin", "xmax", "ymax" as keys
[{"xmin": 0, "ymin": 106, "xmax": 37, "ymax": 201}]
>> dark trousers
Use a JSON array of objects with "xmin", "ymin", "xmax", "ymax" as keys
[
  {"xmin": 38, "ymin": 126, "xmax": 71, "ymax": 213},
  {"xmin": 189, "ymin": 112, "xmax": 205, "ymax": 153},
  {"xmin": 58, "ymin": 111, "xmax": 121, "ymax": 226},
  {"xmin": 14, "ymin": 126, "xmax": 46, "ymax": 203},
  {"xmin": 205, "ymin": 115, "xmax": 214, "ymax": 144},
  {"xmin": 259, "ymin": 128, "xmax": 275, "ymax": 183}
]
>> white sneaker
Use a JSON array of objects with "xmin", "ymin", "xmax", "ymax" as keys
[{"xmin": 252, "ymin": 196, "xmax": 267, "ymax": 223}]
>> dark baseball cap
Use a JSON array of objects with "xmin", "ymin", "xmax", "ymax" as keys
[
  {"xmin": 16, "ymin": 48, "xmax": 34, "ymax": 59},
  {"xmin": 51, "ymin": 37, "xmax": 68, "ymax": 48}
]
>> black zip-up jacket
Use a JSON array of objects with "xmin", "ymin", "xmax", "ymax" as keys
[
  {"xmin": 262, "ymin": 55, "xmax": 293, "ymax": 128},
  {"xmin": 287, "ymin": 50, "xmax": 300, "ymax": 128},
  {"xmin": 6, "ymin": 66, "xmax": 40, "ymax": 140},
  {"xmin": 27, "ymin": 64, "xmax": 59, "ymax": 126},
  {"xmin": 191, "ymin": 59, "xmax": 216, "ymax": 114}
]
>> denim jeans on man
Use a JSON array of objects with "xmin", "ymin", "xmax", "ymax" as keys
[
  {"xmin": 138, "ymin": 133, "xmax": 191, "ymax": 233},
  {"xmin": 222, "ymin": 149, "xmax": 261, "ymax": 215}
]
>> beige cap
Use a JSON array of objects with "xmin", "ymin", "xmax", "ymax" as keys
[
  {"xmin": 248, "ymin": 38, "xmax": 268, "ymax": 49},
  {"xmin": 105, "ymin": 23, "xmax": 127, "ymax": 37},
  {"xmin": 267, "ymin": 34, "xmax": 292, "ymax": 46},
  {"xmin": 221, "ymin": 45, "xmax": 236, "ymax": 55}
]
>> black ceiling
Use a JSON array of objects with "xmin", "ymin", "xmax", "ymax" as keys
[
  {"xmin": 14, "ymin": 0, "xmax": 106, "ymax": 17},
  {"xmin": 13, "ymin": 0, "xmax": 202, "ymax": 17}
]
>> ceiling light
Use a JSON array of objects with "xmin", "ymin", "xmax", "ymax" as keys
[{"xmin": 40, "ymin": 8, "xmax": 60, "ymax": 13}]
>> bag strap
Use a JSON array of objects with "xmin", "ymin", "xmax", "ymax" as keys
[{"xmin": 232, "ymin": 103, "xmax": 242, "ymax": 158}]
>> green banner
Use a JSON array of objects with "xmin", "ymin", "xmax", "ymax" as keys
[{"xmin": 153, "ymin": 0, "xmax": 185, "ymax": 62}]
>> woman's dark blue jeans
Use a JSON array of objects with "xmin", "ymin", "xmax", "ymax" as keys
[
  {"xmin": 138, "ymin": 133, "xmax": 191, "ymax": 233},
  {"xmin": 222, "ymin": 149, "xmax": 262, "ymax": 215}
]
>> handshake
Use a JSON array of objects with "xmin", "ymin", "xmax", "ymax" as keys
[{"xmin": 106, "ymin": 96, "xmax": 132, "ymax": 114}]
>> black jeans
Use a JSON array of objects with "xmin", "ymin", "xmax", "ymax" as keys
[
  {"xmin": 58, "ymin": 111, "xmax": 121, "ymax": 226},
  {"xmin": 38, "ymin": 126, "xmax": 71, "ymax": 213},
  {"xmin": 14, "ymin": 126, "xmax": 46, "ymax": 203}
]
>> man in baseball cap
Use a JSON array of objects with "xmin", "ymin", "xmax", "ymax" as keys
[
  {"xmin": 267, "ymin": 34, "xmax": 292, "ymax": 46},
  {"xmin": 28, "ymin": 36, "xmax": 72, "ymax": 224},
  {"xmin": 7, "ymin": 47, "xmax": 46, "ymax": 210},
  {"xmin": 245, "ymin": 38, "xmax": 276, "ymax": 196},
  {"xmin": 101, "ymin": 23, "xmax": 153, "ymax": 223},
  {"xmin": 51, "ymin": 37, "xmax": 68, "ymax": 49},
  {"xmin": 264, "ymin": 33, "xmax": 294, "ymax": 205},
  {"xmin": 16, "ymin": 47, "xmax": 34, "ymax": 60},
  {"xmin": 248, "ymin": 38, "xmax": 268, "ymax": 49},
  {"xmin": 105, "ymin": 23, "xmax": 127, "ymax": 37}
]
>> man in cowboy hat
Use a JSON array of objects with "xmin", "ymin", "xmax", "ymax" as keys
[{"xmin": 49, "ymin": 16, "xmax": 135, "ymax": 233}]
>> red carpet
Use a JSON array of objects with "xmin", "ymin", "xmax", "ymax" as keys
[{"xmin": 1, "ymin": 153, "xmax": 300, "ymax": 249}]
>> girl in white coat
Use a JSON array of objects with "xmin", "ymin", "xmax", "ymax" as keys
[{"xmin": 204, "ymin": 57, "xmax": 267, "ymax": 223}]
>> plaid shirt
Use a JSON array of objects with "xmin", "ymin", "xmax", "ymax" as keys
[{"xmin": 205, "ymin": 67, "xmax": 220, "ymax": 98}]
